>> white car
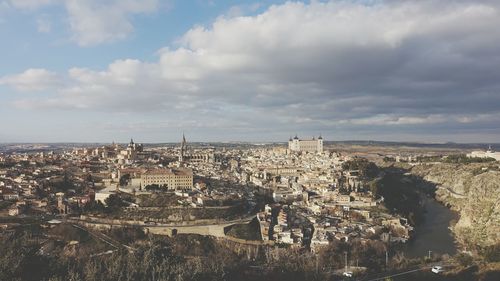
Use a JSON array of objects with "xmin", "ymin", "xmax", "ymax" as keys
[
  {"xmin": 343, "ymin": 271, "xmax": 353, "ymax": 277},
  {"xmin": 431, "ymin": 265, "xmax": 444, "ymax": 274}
]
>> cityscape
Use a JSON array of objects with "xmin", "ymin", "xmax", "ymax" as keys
[
  {"xmin": 1, "ymin": 137, "xmax": 499, "ymax": 280},
  {"xmin": 1, "ymin": 0, "xmax": 499, "ymax": 281}
]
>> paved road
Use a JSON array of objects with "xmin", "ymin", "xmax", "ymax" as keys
[
  {"xmin": 71, "ymin": 213, "xmax": 256, "ymax": 228},
  {"xmin": 358, "ymin": 262, "xmax": 451, "ymax": 281},
  {"xmin": 438, "ymin": 186, "xmax": 466, "ymax": 199}
]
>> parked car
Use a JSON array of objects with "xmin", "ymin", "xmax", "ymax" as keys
[
  {"xmin": 431, "ymin": 265, "xmax": 444, "ymax": 274},
  {"xmin": 343, "ymin": 271, "xmax": 353, "ymax": 277}
]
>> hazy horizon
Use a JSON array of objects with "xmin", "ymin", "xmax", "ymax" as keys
[{"xmin": 1, "ymin": 138, "xmax": 498, "ymax": 146}]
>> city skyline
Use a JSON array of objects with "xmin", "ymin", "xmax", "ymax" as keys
[{"xmin": 1, "ymin": 0, "xmax": 500, "ymax": 143}]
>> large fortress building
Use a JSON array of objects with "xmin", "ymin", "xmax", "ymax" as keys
[{"xmin": 288, "ymin": 135, "xmax": 323, "ymax": 153}]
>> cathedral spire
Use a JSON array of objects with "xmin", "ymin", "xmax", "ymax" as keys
[{"xmin": 179, "ymin": 133, "xmax": 186, "ymax": 163}]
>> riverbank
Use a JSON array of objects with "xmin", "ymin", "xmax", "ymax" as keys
[
  {"xmin": 411, "ymin": 163, "xmax": 500, "ymax": 251},
  {"xmin": 404, "ymin": 195, "xmax": 458, "ymax": 258}
]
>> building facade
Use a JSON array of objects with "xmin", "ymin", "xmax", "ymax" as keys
[
  {"xmin": 288, "ymin": 135, "xmax": 323, "ymax": 153},
  {"xmin": 140, "ymin": 168, "xmax": 193, "ymax": 190},
  {"xmin": 178, "ymin": 134, "xmax": 216, "ymax": 163},
  {"xmin": 468, "ymin": 146, "xmax": 500, "ymax": 161}
]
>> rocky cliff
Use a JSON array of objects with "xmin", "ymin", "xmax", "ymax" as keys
[{"xmin": 411, "ymin": 163, "xmax": 500, "ymax": 249}]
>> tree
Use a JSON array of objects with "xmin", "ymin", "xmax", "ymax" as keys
[
  {"xmin": 105, "ymin": 194, "xmax": 127, "ymax": 213},
  {"xmin": 145, "ymin": 184, "xmax": 162, "ymax": 192},
  {"xmin": 83, "ymin": 200, "xmax": 106, "ymax": 214},
  {"xmin": 342, "ymin": 158, "xmax": 380, "ymax": 179},
  {"xmin": 119, "ymin": 174, "xmax": 131, "ymax": 186}
]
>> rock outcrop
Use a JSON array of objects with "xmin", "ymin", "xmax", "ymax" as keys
[{"xmin": 412, "ymin": 163, "xmax": 500, "ymax": 249}]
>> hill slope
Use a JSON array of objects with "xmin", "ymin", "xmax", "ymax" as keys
[{"xmin": 412, "ymin": 163, "xmax": 500, "ymax": 249}]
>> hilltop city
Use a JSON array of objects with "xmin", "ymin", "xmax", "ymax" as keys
[{"xmin": 1, "ymin": 136, "xmax": 499, "ymax": 280}]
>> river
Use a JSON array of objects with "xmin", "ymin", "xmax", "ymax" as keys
[{"xmin": 404, "ymin": 196, "xmax": 458, "ymax": 258}]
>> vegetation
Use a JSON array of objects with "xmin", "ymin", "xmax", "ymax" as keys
[
  {"xmin": 119, "ymin": 174, "xmax": 131, "ymax": 186},
  {"xmin": 82, "ymin": 200, "xmax": 106, "ymax": 214},
  {"xmin": 51, "ymin": 172, "xmax": 79, "ymax": 193},
  {"xmin": 444, "ymin": 154, "xmax": 496, "ymax": 164},
  {"xmin": 481, "ymin": 244, "xmax": 500, "ymax": 263},
  {"xmin": 135, "ymin": 193, "xmax": 178, "ymax": 207},
  {"xmin": 81, "ymin": 194, "xmax": 129, "ymax": 215},
  {"xmin": 1, "ymin": 224, "xmax": 498, "ymax": 281},
  {"xmin": 106, "ymin": 227, "xmax": 146, "ymax": 245},
  {"xmin": 145, "ymin": 184, "xmax": 166, "ymax": 192},
  {"xmin": 104, "ymin": 194, "xmax": 128, "ymax": 213},
  {"xmin": 373, "ymin": 169, "xmax": 424, "ymax": 225},
  {"xmin": 0, "ymin": 224, "xmax": 397, "ymax": 281},
  {"xmin": 342, "ymin": 158, "xmax": 380, "ymax": 179},
  {"xmin": 456, "ymin": 253, "xmax": 474, "ymax": 267},
  {"xmin": 0, "ymin": 200, "xmax": 12, "ymax": 211},
  {"xmin": 225, "ymin": 218, "xmax": 261, "ymax": 240},
  {"xmin": 416, "ymin": 154, "xmax": 496, "ymax": 164}
]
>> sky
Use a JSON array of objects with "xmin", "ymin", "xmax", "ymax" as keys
[{"xmin": 0, "ymin": 0, "xmax": 500, "ymax": 143}]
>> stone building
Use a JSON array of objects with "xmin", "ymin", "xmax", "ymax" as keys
[
  {"xmin": 140, "ymin": 168, "xmax": 193, "ymax": 190},
  {"xmin": 178, "ymin": 134, "xmax": 216, "ymax": 163},
  {"xmin": 288, "ymin": 135, "xmax": 323, "ymax": 153}
]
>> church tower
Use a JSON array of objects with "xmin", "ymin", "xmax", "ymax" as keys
[{"xmin": 179, "ymin": 134, "xmax": 187, "ymax": 162}]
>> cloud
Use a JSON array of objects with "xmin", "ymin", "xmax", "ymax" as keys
[
  {"xmin": 340, "ymin": 114, "xmax": 448, "ymax": 126},
  {"xmin": 65, "ymin": 0, "xmax": 160, "ymax": 46},
  {"xmin": 6, "ymin": 0, "xmax": 162, "ymax": 46},
  {"xmin": 0, "ymin": 68, "xmax": 61, "ymax": 91},
  {"xmin": 224, "ymin": 3, "xmax": 262, "ymax": 18},
  {"xmin": 7, "ymin": 0, "xmax": 500, "ymax": 140}
]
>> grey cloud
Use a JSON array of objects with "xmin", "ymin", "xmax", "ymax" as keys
[{"xmin": 7, "ymin": 0, "xmax": 500, "ymax": 141}]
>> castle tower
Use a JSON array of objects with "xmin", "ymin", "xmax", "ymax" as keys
[{"xmin": 318, "ymin": 135, "xmax": 323, "ymax": 153}]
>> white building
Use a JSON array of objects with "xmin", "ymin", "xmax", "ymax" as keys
[
  {"xmin": 468, "ymin": 146, "xmax": 500, "ymax": 161},
  {"xmin": 288, "ymin": 135, "xmax": 323, "ymax": 153}
]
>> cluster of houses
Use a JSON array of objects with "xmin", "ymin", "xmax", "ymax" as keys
[
  {"xmin": 240, "ymin": 147, "xmax": 414, "ymax": 251},
  {"xmin": 1, "ymin": 138, "xmax": 416, "ymax": 255}
]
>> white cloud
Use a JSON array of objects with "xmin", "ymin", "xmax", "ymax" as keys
[
  {"xmin": 6, "ymin": 0, "xmax": 162, "ymax": 46},
  {"xmin": 65, "ymin": 0, "xmax": 160, "ymax": 46},
  {"xmin": 7, "ymin": 0, "xmax": 500, "ymax": 139},
  {"xmin": 225, "ymin": 3, "xmax": 261, "ymax": 18},
  {"xmin": 0, "ymin": 68, "xmax": 60, "ymax": 91}
]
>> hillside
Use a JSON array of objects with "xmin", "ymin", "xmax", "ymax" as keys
[{"xmin": 411, "ymin": 163, "xmax": 500, "ymax": 249}]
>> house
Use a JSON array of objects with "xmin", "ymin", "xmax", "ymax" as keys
[
  {"xmin": 31, "ymin": 199, "xmax": 48, "ymax": 208},
  {"xmin": 272, "ymin": 188, "xmax": 302, "ymax": 203},
  {"xmin": 8, "ymin": 205, "xmax": 22, "ymax": 216},
  {"xmin": 2, "ymin": 189, "xmax": 20, "ymax": 201},
  {"xmin": 336, "ymin": 194, "xmax": 351, "ymax": 204}
]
